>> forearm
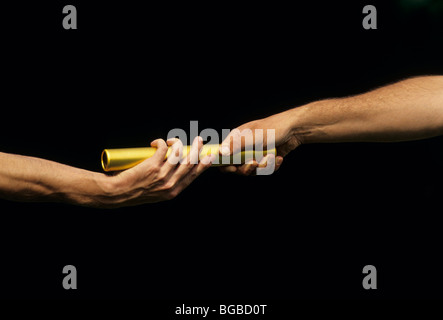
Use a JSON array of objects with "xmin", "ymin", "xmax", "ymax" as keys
[
  {"xmin": 289, "ymin": 76, "xmax": 443, "ymax": 143},
  {"xmin": 0, "ymin": 152, "xmax": 111, "ymax": 207}
]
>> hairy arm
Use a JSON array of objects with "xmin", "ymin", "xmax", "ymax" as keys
[
  {"xmin": 221, "ymin": 76, "xmax": 443, "ymax": 174},
  {"xmin": 293, "ymin": 76, "xmax": 443, "ymax": 143}
]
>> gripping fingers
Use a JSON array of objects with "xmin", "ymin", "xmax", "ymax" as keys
[
  {"xmin": 151, "ymin": 138, "xmax": 184, "ymax": 182},
  {"xmin": 237, "ymin": 159, "xmax": 259, "ymax": 176},
  {"xmin": 187, "ymin": 136, "xmax": 203, "ymax": 165},
  {"xmin": 220, "ymin": 129, "xmax": 243, "ymax": 156},
  {"xmin": 275, "ymin": 156, "xmax": 283, "ymax": 172},
  {"xmin": 173, "ymin": 136, "xmax": 203, "ymax": 179},
  {"xmin": 150, "ymin": 139, "xmax": 169, "ymax": 164},
  {"xmin": 165, "ymin": 138, "xmax": 183, "ymax": 167}
]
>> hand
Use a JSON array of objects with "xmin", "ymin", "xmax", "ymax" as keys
[
  {"xmin": 99, "ymin": 136, "xmax": 214, "ymax": 207},
  {"xmin": 219, "ymin": 111, "xmax": 302, "ymax": 175}
]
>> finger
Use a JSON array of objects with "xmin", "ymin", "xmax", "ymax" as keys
[
  {"xmin": 164, "ymin": 139, "xmax": 183, "ymax": 168},
  {"xmin": 166, "ymin": 137, "xmax": 180, "ymax": 146},
  {"xmin": 189, "ymin": 136, "xmax": 203, "ymax": 166},
  {"xmin": 154, "ymin": 139, "xmax": 184, "ymax": 182},
  {"xmin": 275, "ymin": 156, "xmax": 284, "ymax": 172},
  {"xmin": 173, "ymin": 136, "xmax": 203, "ymax": 179},
  {"xmin": 182, "ymin": 136, "xmax": 202, "ymax": 165},
  {"xmin": 257, "ymin": 154, "xmax": 276, "ymax": 175},
  {"xmin": 120, "ymin": 138, "xmax": 167, "ymax": 180},
  {"xmin": 220, "ymin": 129, "xmax": 243, "ymax": 156},
  {"xmin": 150, "ymin": 139, "xmax": 168, "ymax": 164},
  {"xmin": 189, "ymin": 154, "xmax": 215, "ymax": 179},
  {"xmin": 219, "ymin": 165, "xmax": 238, "ymax": 173},
  {"xmin": 258, "ymin": 154, "xmax": 269, "ymax": 168},
  {"xmin": 127, "ymin": 138, "xmax": 167, "ymax": 174},
  {"xmin": 236, "ymin": 160, "xmax": 259, "ymax": 176}
]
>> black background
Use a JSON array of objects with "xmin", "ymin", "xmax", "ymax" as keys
[{"xmin": 0, "ymin": 0, "xmax": 442, "ymax": 301}]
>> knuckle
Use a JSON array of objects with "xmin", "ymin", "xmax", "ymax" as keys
[
  {"xmin": 169, "ymin": 189, "xmax": 179, "ymax": 199},
  {"xmin": 164, "ymin": 188, "xmax": 178, "ymax": 200},
  {"xmin": 181, "ymin": 159, "xmax": 193, "ymax": 169},
  {"xmin": 159, "ymin": 180, "xmax": 175, "ymax": 192},
  {"xmin": 190, "ymin": 169, "xmax": 199, "ymax": 178},
  {"xmin": 156, "ymin": 171, "xmax": 168, "ymax": 182},
  {"xmin": 149, "ymin": 166, "xmax": 161, "ymax": 177},
  {"xmin": 174, "ymin": 139, "xmax": 184, "ymax": 148},
  {"xmin": 155, "ymin": 139, "xmax": 167, "ymax": 149},
  {"xmin": 157, "ymin": 145, "xmax": 168, "ymax": 154},
  {"xmin": 187, "ymin": 161, "xmax": 195, "ymax": 169},
  {"xmin": 239, "ymin": 166, "xmax": 253, "ymax": 176},
  {"xmin": 163, "ymin": 193, "xmax": 174, "ymax": 201},
  {"xmin": 164, "ymin": 181, "xmax": 175, "ymax": 190}
]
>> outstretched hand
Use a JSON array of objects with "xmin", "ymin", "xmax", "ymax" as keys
[{"xmin": 219, "ymin": 112, "xmax": 302, "ymax": 175}]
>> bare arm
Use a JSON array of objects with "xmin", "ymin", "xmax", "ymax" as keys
[
  {"xmin": 293, "ymin": 76, "xmax": 443, "ymax": 143},
  {"xmin": 0, "ymin": 151, "xmax": 106, "ymax": 206},
  {"xmin": 220, "ymin": 76, "xmax": 443, "ymax": 174},
  {"xmin": 0, "ymin": 137, "xmax": 214, "ymax": 208}
]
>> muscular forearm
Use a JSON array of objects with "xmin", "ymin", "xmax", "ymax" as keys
[
  {"xmin": 0, "ymin": 152, "xmax": 110, "ymax": 206},
  {"xmin": 220, "ymin": 76, "xmax": 443, "ymax": 175},
  {"xmin": 288, "ymin": 76, "xmax": 443, "ymax": 144}
]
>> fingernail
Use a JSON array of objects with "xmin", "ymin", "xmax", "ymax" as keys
[
  {"xmin": 201, "ymin": 155, "xmax": 210, "ymax": 165},
  {"xmin": 220, "ymin": 146, "xmax": 231, "ymax": 156},
  {"xmin": 276, "ymin": 157, "xmax": 283, "ymax": 165},
  {"xmin": 203, "ymin": 154, "xmax": 216, "ymax": 165},
  {"xmin": 198, "ymin": 136, "xmax": 203, "ymax": 143}
]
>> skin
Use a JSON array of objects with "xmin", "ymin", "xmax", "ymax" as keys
[
  {"xmin": 220, "ymin": 76, "xmax": 443, "ymax": 175},
  {"xmin": 1, "ymin": 76, "xmax": 442, "ymax": 205},
  {"xmin": 0, "ymin": 136, "xmax": 215, "ymax": 208}
]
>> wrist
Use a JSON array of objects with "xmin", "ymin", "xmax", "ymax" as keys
[
  {"xmin": 286, "ymin": 102, "xmax": 315, "ymax": 145},
  {"xmin": 288, "ymin": 99, "xmax": 339, "ymax": 144},
  {"xmin": 94, "ymin": 173, "xmax": 125, "ymax": 207},
  {"xmin": 87, "ymin": 172, "xmax": 120, "ymax": 208}
]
